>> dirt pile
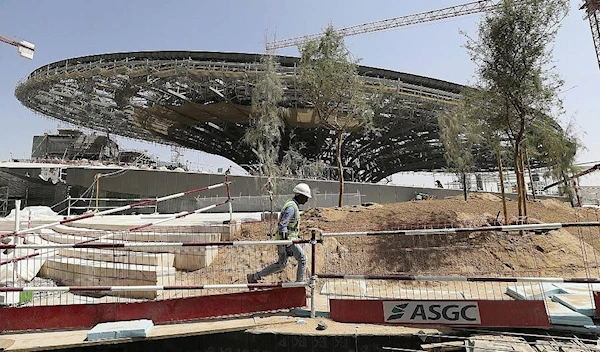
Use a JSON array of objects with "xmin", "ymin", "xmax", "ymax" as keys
[{"xmin": 183, "ymin": 194, "xmax": 600, "ymax": 287}]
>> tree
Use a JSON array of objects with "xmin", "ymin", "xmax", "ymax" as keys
[
  {"xmin": 299, "ymin": 25, "xmax": 373, "ymax": 207},
  {"xmin": 458, "ymin": 0, "xmax": 573, "ymax": 218},
  {"xmin": 244, "ymin": 53, "xmax": 325, "ymax": 217},
  {"xmin": 530, "ymin": 118, "xmax": 581, "ymax": 204},
  {"xmin": 439, "ymin": 89, "xmax": 486, "ymax": 201},
  {"xmin": 244, "ymin": 53, "xmax": 286, "ymax": 180}
]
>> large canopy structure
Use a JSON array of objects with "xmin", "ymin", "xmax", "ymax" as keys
[{"xmin": 16, "ymin": 51, "xmax": 488, "ymax": 182}]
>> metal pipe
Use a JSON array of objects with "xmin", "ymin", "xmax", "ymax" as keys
[
  {"xmin": 0, "ymin": 238, "xmax": 314, "ymax": 251},
  {"xmin": 0, "ymin": 281, "xmax": 306, "ymax": 293},
  {"xmin": 316, "ymin": 273, "xmax": 600, "ymax": 284},
  {"xmin": 317, "ymin": 221, "xmax": 600, "ymax": 238}
]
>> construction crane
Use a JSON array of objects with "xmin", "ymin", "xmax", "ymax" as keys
[
  {"xmin": 542, "ymin": 163, "xmax": 600, "ymax": 191},
  {"xmin": 581, "ymin": 0, "xmax": 600, "ymax": 70},
  {"xmin": 266, "ymin": 0, "xmax": 501, "ymax": 51},
  {"xmin": 0, "ymin": 34, "xmax": 35, "ymax": 59}
]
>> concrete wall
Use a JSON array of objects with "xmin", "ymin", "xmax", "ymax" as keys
[{"xmin": 64, "ymin": 168, "xmax": 564, "ymax": 213}]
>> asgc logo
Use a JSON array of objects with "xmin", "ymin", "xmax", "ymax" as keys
[
  {"xmin": 388, "ymin": 303, "xmax": 409, "ymax": 320},
  {"xmin": 383, "ymin": 301, "xmax": 481, "ymax": 324}
]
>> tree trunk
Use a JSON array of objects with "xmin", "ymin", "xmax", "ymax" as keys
[
  {"xmin": 514, "ymin": 149, "xmax": 523, "ymax": 220},
  {"xmin": 496, "ymin": 148, "xmax": 508, "ymax": 224},
  {"xmin": 519, "ymin": 149, "xmax": 527, "ymax": 218},
  {"xmin": 563, "ymin": 173, "xmax": 575, "ymax": 207},
  {"xmin": 462, "ymin": 172, "xmax": 468, "ymax": 201},
  {"xmin": 336, "ymin": 130, "xmax": 344, "ymax": 207}
]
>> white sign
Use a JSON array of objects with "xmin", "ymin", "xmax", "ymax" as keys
[{"xmin": 383, "ymin": 301, "xmax": 481, "ymax": 324}]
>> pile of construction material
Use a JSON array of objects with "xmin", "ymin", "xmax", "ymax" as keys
[{"xmin": 507, "ymin": 283, "xmax": 600, "ymax": 333}]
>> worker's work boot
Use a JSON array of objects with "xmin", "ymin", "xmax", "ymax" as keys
[{"xmin": 247, "ymin": 273, "xmax": 259, "ymax": 284}]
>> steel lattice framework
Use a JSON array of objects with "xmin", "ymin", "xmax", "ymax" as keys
[
  {"xmin": 266, "ymin": 0, "xmax": 499, "ymax": 50},
  {"xmin": 582, "ymin": 0, "xmax": 600, "ymax": 70},
  {"xmin": 16, "ymin": 51, "xmax": 498, "ymax": 182}
]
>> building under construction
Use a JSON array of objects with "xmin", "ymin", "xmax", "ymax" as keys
[{"xmin": 15, "ymin": 51, "xmax": 490, "ymax": 183}]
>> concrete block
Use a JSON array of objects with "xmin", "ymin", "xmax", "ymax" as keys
[
  {"xmin": 226, "ymin": 220, "xmax": 242, "ymax": 241},
  {"xmin": 87, "ymin": 319, "xmax": 153, "ymax": 341},
  {"xmin": 552, "ymin": 293, "xmax": 595, "ymax": 317},
  {"xmin": 545, "ymin": 299, "xmax": 594, "ymax": 326},
  {"xmin": 57, "ymin": 248, "xmax": 175, "ymax": 267},
  {"xmin": 113, "ymin": 232, "xmax": 221, "ymax": 243},
  {"xmin": 40, "ymin": 257, "xmax": 176, "ymax": 299},
  {"xmin": 174, "ymin": 246, "xmax": 218, "ymax": 271}
]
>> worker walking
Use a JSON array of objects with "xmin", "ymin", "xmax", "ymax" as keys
[{"xmin": 247, "ymin": 183, "xmax": 311, "ymax": 283}]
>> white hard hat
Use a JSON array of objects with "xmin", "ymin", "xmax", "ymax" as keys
[{"xmin": 293, "ymin": 183, "xmax": 312, "ymax": 198}]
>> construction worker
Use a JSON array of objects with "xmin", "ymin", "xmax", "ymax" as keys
[{"xmin": 247, "ymin": 183, "xmax": 311, "ymax": 283}]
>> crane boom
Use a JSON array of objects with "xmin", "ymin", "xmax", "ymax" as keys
[
  {"xmin": 581, "ymin": 0, "xmax": 600, "ymax": 70},
  {"xmin": 266, "ymin": 0, "xmax": 500, "ymax": 51},
  {"xmin": 542, "ymin": 163, "xmax": 600, "ymax": 191},
  {"xmin": 0, "ymin": 34, "xmax": 35, "ymax": 59}
]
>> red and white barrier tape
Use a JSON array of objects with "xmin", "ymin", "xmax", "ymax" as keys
[
  {"xmin": 0, "ymin": 182, "xmax": 229, "ymax": 239},
  {"xmin": 0, "ymin": 281, "xmax": 306, "ymax": 292}
]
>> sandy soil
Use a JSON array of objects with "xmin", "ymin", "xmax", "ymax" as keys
[
  {"xmin": 173, "ymin": 194, "xmax": 600, "ymax": 294},
  {"xmin": 233, "ymin": 195, "xmax": 600, "ymax": 281}
]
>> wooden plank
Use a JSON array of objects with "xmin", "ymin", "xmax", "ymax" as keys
[
  {"xmin": 467, "ymin": 335, "xmax": 535, "ymax": 352},
  {"xmin": 421, "ymin": 340, "xmax": 464, "ymax": 351}
]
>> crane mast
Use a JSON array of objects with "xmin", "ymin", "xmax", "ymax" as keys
[
  {"xmin": 581, "ymin": 0, "xmax": 600, "ymax": 70},
  {"xmin": 266, "ymin": 0, "xmax": 500, "ymax": 51},
  {"xmin": 0, "ymin": 34, "xmax": 35, "ymax": 59}
]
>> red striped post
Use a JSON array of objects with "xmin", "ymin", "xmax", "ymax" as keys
[
  {"xmin": 0, "ymin": 182, "xmax": 229, "ymax": 240},
  {"xmin": 0, "ymin": 238, "xmax": 313, "ymax": 251},
  {"xmin": 74, "ymin": 199, "xmax": 231, "ymax": 246}
]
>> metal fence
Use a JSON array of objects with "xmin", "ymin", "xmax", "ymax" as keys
[
  {"xmin": 1, "ymin": 183, "xmax": 600, "ymax": 328},
  {"xmin": 2, "ymin": 216, "xmax": 600, "ymax": 306},
  {"xmin": 0, "ymin": 223, "xmax": 304, "ymax": 306},
  {"xmin": 313, "ymin": 212, "xmax": 600, "ymax": 326}
]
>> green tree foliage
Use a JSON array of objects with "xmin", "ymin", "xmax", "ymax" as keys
[
  {"xmin": 529, "ymin": 118, "xmax": 581, "ymax": 202},
  {"xmin": 244, "ymin": 54, "xmax": 325, "ymax": 201},
  {"xmin": 299, "ymin": 25, "xmax": 373, "ymax": 207},
  {"xmin": 244, "ymin": 54, "xmax": 286, "ymax": 180},
  {"xmin": 443, "ymin": 0, "xmax": 575, "ymax": 216},
  {"xmin": 438, "ymin": 89, "xmax": 486, "ymax": 200}
]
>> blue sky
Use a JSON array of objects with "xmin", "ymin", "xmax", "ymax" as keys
[{"xmin": 0, "ymin": 0, "xmax": 598, "ymax": 180}]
